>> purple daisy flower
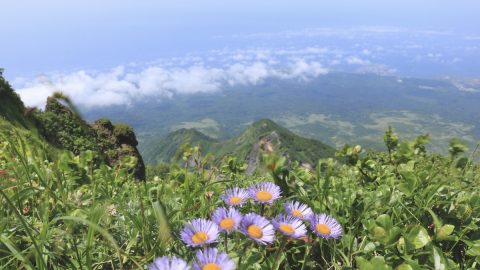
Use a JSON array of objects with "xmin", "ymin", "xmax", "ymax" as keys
[
  {"xmin": 284, "ymin": 201, "xmax": 313, "ymax": 220},
  {"xmin": 272, "ymin": 214, "xmax": 307, "ymax": 239},
  {"xmin": 309, "ymin": 214, "xmax": 343, "ymax": 239},
  {"xmin": 193, "ymin": 248, "xmax": 235, "ymax": 270},
  {"xmin": 149, "ymin": 256, "xmax": 190, "ymax": 270},
  {"xmin": 180, "ymin": 218, "xmax": 219, "ymax": 247},
  {"xmin": 221, "ymin": 187, "xmax": 249, "ymax": 206},
  {"xmin": 248, "ymin": 182, "xmax": 281, "ymax": 204},
  {"xmin": 212, "ymin": 207, "xmax": 242, "ymax": 233},
  {"xmin": 240, "ymin": 213, "xmax": 275, "ymax": 245}
]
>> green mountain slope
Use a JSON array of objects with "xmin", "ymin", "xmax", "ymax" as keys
[
  {"xmin": 0, "ymin": 73, "xmax": 35, "ymax": 129},
  {"xmin": 0, "ymin": 74, "xmax": 146, "ymax": 180},
  {"xmin": 142, "ymin": 128, "xmax": 219, "ymax": 165},
  {"xmin": 143, "ymin": 119, "xmax": 336, "ymax": 168}
]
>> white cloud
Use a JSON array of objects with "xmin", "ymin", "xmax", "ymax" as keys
[
  {"xmin": 330, "ymin": 59, "xmax": 341, "ymax": 65},
  {"xmin": 357, "ymin": 64, "xmax": 397, "ymax": 75},
  {"xmin": 225, "ymin": 62, "xmax": 270, "ymax": 85},
  {"xmin": 362, "ymin": 49, "xmax": 371, "ymax": 55},
  {"xmin": 281, "ymin": 59, "xmax": 328, "ymax": 80},
  {"xmin": 346, "ymin": 56, "xmax": 371, "ymax": 65},
  {"xmin": 16, "ymin": 59, "xmax": 329, "ymax": 109}
]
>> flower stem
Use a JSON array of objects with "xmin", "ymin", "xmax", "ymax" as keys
[
  {"xmin": 273, "ymin": 239, "xmax": 287, "ymax": 269},
  {"xmin": 224, "ymin": 234, "xmax": 229, "ymax": 253},
  {"xmin": 238, "ymin": 243, "xmax": 250, "ymax": 270},
  {"xmin": 301, "ymin": 240, "xmax": 313, "ymax": 270}
]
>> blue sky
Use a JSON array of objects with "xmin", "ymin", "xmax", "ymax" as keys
[
  {"xmin": 2, "ymin": 1, "xmax": 479, "ymax": 76},
  {"xmin": 2, "ymin": 1, "xmax": 480, "ymax": 108}
]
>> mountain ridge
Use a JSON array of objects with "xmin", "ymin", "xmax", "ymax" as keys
[{"xmin": 142, "ymin": 118, "xmax": 336, "ymax": 170}]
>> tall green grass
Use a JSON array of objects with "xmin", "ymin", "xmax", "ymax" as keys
[{"xmin": 1, "ymin": 126, "xmax": 479, "ymax": 269}]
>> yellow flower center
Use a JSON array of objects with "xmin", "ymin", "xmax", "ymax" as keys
[
  {"xmin": 256, "ymin": 191, "xmax": 272, "ymax": 202},
  {"xmin": 229, "ymin": 196, "xmax": 242, "ymax": 205},
  {"xmin": 220, "ymin": 218, "xmax": 235, "ymax": 230},
  {"xmin": 291, "ymin": 209, "xmax": 304, "ymax": 218},
  {"xmin": 279, "ymin": 223, "xmax": 295, "ymax": 235},
  {"xmin": 191, "ymin": 231, "xmax": 209, "ymax": 244},
  {"xmin": 202, "ymin": 263, "xmax": 221, "ymax": 270},
  {"xmin": 247, "ymin": 225, "xmax": 263, "ymax": 239},
  {"xmin": 315, "ymin": 224, "xmax": 331, "ymax": 235}
]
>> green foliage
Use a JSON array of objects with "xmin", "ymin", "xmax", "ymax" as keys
[
  {"xmin": 147, "ymin": 163, "xmax": 171, "ymax": 180},
  {"xmin": 33, "ymin": 98, "xmax": 99, "ymax": 154},
  {"xmin": 113, "ymin": 123, "xmax": 135, "ymax": 140},
  {"xmin": 1, "ymin": 123, "xmax": 479, "ymax": 269},
  {"xmin": 449, "ymin": 137, "xmax": 469, "ymax": 158},
  {"xmin": 384, "ymin": 126, "xmax": 399, "ymax": 153},
  {"xmin": 95, "ymin": 117, "xmax": 111, "ymax": 126},
  {"xmin": 26, "ymin": 96, "xmax": 146, "ymax": 180},
  {"xmin": 0, "ymin": 75, "xmax": 34, "ymax": 129}
]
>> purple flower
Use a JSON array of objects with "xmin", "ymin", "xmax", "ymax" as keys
[
  {"xmin": 149, "ymin": 256, "xmax": 190, "ymax": 270},
  {"xmin": 240, "ymin": 213, "xmax": 275, "ymax": 245},
  {"xmin": 180, "ymin": 219, "xmax": 219, "ymax": 247},
  {"xmin": 248, "ymin": 182, "xmax": 281, "ymax": 204},
  {"xmin": 309, "ymin": 214, "xmax": 343, "ymax": 239},
  {"xmin": 272, "ymin": 214, "xmax": 307, "ymax": 239},
  {"xmin": 193, "ymin": 248, "xmax": 235, "ymax": 270},
  {"xmin": 221, "ymin": 187, "xmax": 249, "ymax": 206},
  {"xmin": 212, "ymin": 207, "xmax": 242, "ymax": 233},
  {"xmin": 284, "ymin": 201, "xmax": 313, "ymax": 220}
]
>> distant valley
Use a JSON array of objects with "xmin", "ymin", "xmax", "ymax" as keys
[{"xmin": 82, "ymin": 72, "xmax": 480, "ymax": 159}]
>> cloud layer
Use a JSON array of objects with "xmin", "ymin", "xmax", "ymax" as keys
[{"xmin": 16, "ymin": 59, "xmax": 328, "ymax": 108}]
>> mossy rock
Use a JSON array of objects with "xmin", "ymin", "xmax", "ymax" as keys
[{"xmin": 113, "ymin": 124, "xmax": 137, "ymax": 145}]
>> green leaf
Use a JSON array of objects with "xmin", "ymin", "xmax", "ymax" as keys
[
  {"xmin": 466, "ymin": 240, "xmax": 480, "ymax": 256},
  {"xmin": 376, "ymin": 214, "xmax": 393, "ymax": 230},
  {"xmin": 397, "ymin": 237, "xmax": 406, "ymax": 254},
  {"xmin": 396, "ymin": 263, "xmax": 413, "ymax": 270},
  {"xmin": 426, "ymin": 209, "xmax": 443, "ymax": 230},
  {"xmin": 386, "ymin": 226, "xmax": 402, "ymax": 245},
  {"xmin": 432, "ymin": 246, "xmax": 447, "ymax": 270},
  {"xmin": 371, "ymin": 257, "xmax": 392, "ymax": 270},
  {"xmin": 436, "ymin": 224, "xmax": 454, "ymax": 240},
  {"xmin": 373, "ymin": 226, "xmax": 387, "ymax": 238},
  {"xmin": 406, "ymin": 225, "xmax": 430, "ymax": 250},
  {"xmin": 152, "ymin": 200, "xmax": 172, "ymax": 250},
  {"xmin": 363, "ymin": 242, "xmax": 377, "ymax": 253},
  {"xmin": 356, "ymin": 256, "xmax": 392, "ymax": 270},
  {"xmin": 397, "ymin": 183, "xmax": 413, "ymax": 196},
  {"xmin": 398, "ymin": 170, "xmax": 418, "ymax": 193}
]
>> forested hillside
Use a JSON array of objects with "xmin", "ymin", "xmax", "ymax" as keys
[{"xmin": 142, "ymin": 119, "xmax": 335, "ymax": 168}]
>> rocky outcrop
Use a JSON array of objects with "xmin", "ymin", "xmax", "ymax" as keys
[
  {"xmin": 245, "ymin": 131, "xmax": 280, "ymax": 176},
  {"xmin": 92, "ymin": 119, "xmax": 146, "ymax": 180},
  {"xmin": 35, "ymin": 97, "xmax": 146, "ymax": 180}
]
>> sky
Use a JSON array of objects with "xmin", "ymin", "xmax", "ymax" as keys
[{"xmin": 1, "ymin": 0, "xmax": 480, "ymax": 108}]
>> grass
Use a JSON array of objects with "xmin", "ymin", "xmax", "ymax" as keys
[{"xmin": 1, "ymin": 124, "xmax": 480, "ymax": 269}]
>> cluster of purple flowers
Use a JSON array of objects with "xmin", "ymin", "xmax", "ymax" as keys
[
  {"xmin": 149, "ymin": 182, "xmax": 342, "ymax": 269},
  {"xmin": 216, "ymin": 182, "xmax": 342, "ymax": 242}
]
